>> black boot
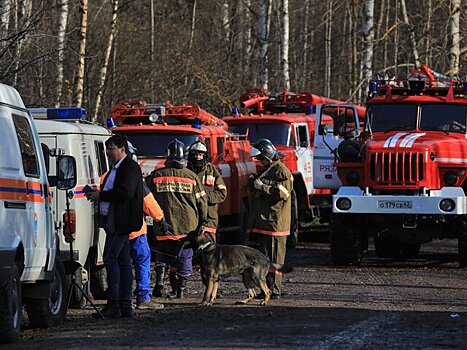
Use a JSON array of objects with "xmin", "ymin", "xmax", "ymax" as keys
[
  {"xmin": 177, "ymin": 277, "xmax": 188, "ymax": 299},
  {"xmin": 153, "ymin": 266, "xmax": 165, "ymax": 297},
  {"xmin": 168, "ymin": 271, "xmax": 178, "ymax": 299}
]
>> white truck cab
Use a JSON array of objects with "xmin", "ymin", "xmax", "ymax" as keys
[
  {"xmin": 30, "ymin": 108, "xmax": 112, "ymax": 306},
  {"xmin": 0, "ymin": 84, "xmax": 76, "ymax": 343}
]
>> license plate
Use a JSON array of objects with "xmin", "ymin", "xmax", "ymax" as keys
[
  {"xmin": 145, "ymin": 216, "xmax": 154, "ymax": 226},
  {"xmin": 378, "ymin": 200, "xmax": 413, "ymax": 209}
]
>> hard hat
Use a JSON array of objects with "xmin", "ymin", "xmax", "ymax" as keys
[
  {"xmin": 188, "ymin": 140, "xmax": 208, "ymax": 155},
  {"xmin": 251, "ymin": 138, "xmax": 278, "ymax": 161},
  {"xmin": 166, "ymin": 139, "xmax": 185, "ymax": 160}
]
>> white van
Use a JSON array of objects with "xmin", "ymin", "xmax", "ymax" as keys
[
  {"xmin": 0, "ymin": 84, "xmax": 75, "ymax": 343},
  {"xmin": 30, "ymin": 108, "xmax": 112, "ymax": 306}
]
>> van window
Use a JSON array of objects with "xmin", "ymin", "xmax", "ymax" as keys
[
  {"xmin": 216, "ymin": 137, "xmax": 224, "ymax": 158},
  {"xmin": 13, "ymin": 114, "xmax": 39, "ymax": 177},
  {"xmin": 0, "ymin": 114, "xmax": 22, "ymax": 172},
  {"xmin": 296, "ymin": 125, "xmax": 308, "ymax": 148},
  {"xmin": 94, "ymin": 141, "xmax": 108, "ymax": 176}
]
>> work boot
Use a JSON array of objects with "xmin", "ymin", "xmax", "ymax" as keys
[
  {"xmin": 153, "ymin": 266, "xmax": 166, "ymax": 297},
  {"xmin": 168, "ymin": 270, "xmax": 178, "ymax": 298},
  {"xmin": 177, "ymin": 277, "xmax": 188, "ymax": 299},
  {"xmin": 92, "ymin": 304, "xmax": 120, "ymax": 319}
]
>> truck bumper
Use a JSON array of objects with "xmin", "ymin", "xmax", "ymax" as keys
[{"xmin": 333, "ymin": 187, "xmax": 467, "ymax": 215}]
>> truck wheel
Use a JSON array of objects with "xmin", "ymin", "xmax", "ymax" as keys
[
  {"xmin": 287, "ymin": 190, "xmax": 299, "ymax": 250},
  {"xmin": 459, "ymin": 229, "xmax": 467, "ymax": 267},
  {"xmin": 26, "ymin": 257, "xmax": 68, "ymax": 328},
  {"xmin": 90, "ymin": 266, "xmax": 107, "ymax": 300},
  {"xmin": 374, "ymin": 236, "xmax": 402, "ymax": 258},
  {"xmin": 0, "ymin": 264, "xmax": 22, "ymax": 343},
  {"xmin": 330, "ymin": 214, "xmax": 363, "ymax": 266}
]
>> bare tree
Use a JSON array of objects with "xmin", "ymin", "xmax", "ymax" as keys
[
  {"xmin": 74, "ymin": 0, "xmax": 88, "ymax": 107},
  {"xmin": 222, "ymin": 0, "xmax": 230, "ymax": 42},
  {"xmin": 280, "ymin": 0, "xmax": 290, "ymax": 90},
  {"xmin": 449, "ymin": 0, "xmax": 461, "ymax": 75},
  {"xmin": 259, "ymin": 0, "xmax": 269, "ymax": 90},
  {"xmin": 361, "ymin": 0, "xmax": 374, "ymax": 100},
  {"xmin": 324, "ymin": 1, "xmax": 332, "ymax": 97},
  {"xmin": 93, "ymin": 0, "xmax": 119, "ymax": 123},
  {"xmin": 188, "ymin": 0, "xmax": 197, "ymax": 54},
  {"xmin": 13, "ymin": 0, "xmax": 33, "ymax": 86},
  {"xmin": 55, "ymin": 0, "xmax": 68, "ymax": 107},
  {"xmin": 400, "ymin": 0, "xmax": 420, "ymax": 68}
]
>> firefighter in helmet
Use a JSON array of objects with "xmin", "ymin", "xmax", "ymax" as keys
[
  {"xmin": 248, "ymin": 138, "xmax": 293, "ymax": 299},
  {"xmin": 146, "ymin": 139, "xmax": 208, "ymax": 298},
  {"xmin": 187, "ymin": 140, "xmax": 227, "ymax": 242}
]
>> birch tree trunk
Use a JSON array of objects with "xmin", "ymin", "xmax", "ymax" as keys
[
  {"xmin": 74, "ymin": 0, "xmax": 88, "ymax": 107},
  {"xmin": 324, "ymin": 1, "xmax": 332, "ymax": 97},
  {"xmin": 0, "ymin": 0, "xmax": 11, "ymax": 50},
  {"xmin": 280, "ymin": 0, "xmax": 289, "ymax": 90},
  {"xmin": 188, "ymin": 0, "xmax": 197, "ymax": 54},
  {"xmin": 400, "ymin": 0, "xmax": 420, "ymax": 68},
  {"xmin": 55, "ymin": 0, "xmax": 68, "ymax": 107},
  {"xmin": 92, "ymin": 0, "xmax": 119, "ymax": 123},
  {"xmin": 150, "ymin": 0, "xmax": 155, "ymax": 100},
  {"xmin": 449, "ymin": 0, "xmax": 461, "ymax": 75},
  {"xmin": 222, "ymin": 0, "xmax": 230, "ymax": 42},
  {"xmin": 13, "ymin": 0, "xmax": 32, "ymax": 86},
  {"xmin": 425, "ymin": 0, "xmax": 432, "ymax": 66},
  {"xmin": 393, "ymin": 0, "xmax": 399, "ymax": 75},
  {"xmin": 361, "ymin": 0, "xmax": 374, "ymax": 100},
  {"xmin": 259, "ymin": 0, "xmax": 269, "ymax": 91},
  {"xmin": 243, "ymin": 0, "xmax": 252, "ymax": 84}
]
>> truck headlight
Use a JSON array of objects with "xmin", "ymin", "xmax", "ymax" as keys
[
  {"xmin": 336, "ymin": 198, "xmax": 352, "ymax": 211},
  {"xmin": 439, "ymin": 199, "xmax": 455, "ymax": 212},
  {"xmin": 443, "ymin": 172, "xmax": 458, "ymax": 186}
]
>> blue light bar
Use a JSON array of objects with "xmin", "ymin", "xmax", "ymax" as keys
[
  {"xmin": 29, "ymin": 107, "xmax": 87, "ymax": 120},
  {"xmin": 191, "ymin": 117, "xmax": 202, "ymax": 129},
  {"xmin": 107, "ymin": 117, "xmax": 116, "ymax": 128}
]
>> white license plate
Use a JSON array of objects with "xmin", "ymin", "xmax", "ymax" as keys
[
  {"xmin": 378, "ymin": 200, "xmax": 413, "ymax": 209},
  {"xmin": 145, "ymin": 216, "xmax": 154, "ymax": 226}
]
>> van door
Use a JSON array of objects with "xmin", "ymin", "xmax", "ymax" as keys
[
  {"xmin": 294, "ymin": 123, "xmax": 314, "ymax": 194},
  {"xmin": 12, "ymin": 113, "xmax": 51, "ymax": 277}
]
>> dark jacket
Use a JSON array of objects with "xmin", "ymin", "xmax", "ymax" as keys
[{"xmin": 99, "ymin": 155, "xmax": 144, "ymax": 234}]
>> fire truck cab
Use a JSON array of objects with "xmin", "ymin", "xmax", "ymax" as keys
[
  {"xmin": 315, "ymin": 65, "xmax": 467, "ymax": 266},
  {"xmin": 109, "ymin": 100, "xmax": 255, "ymax": 244},
  {"xmin": 224, "ymin": 90, "xmax": 365, "ymax": 244}
]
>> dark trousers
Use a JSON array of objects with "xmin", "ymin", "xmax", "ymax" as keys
[
  {"xmin": 155, "ymin": 240, "xmax": 193, "ymax": 279},
  {"xmin": 259, "ymin": 235, "xmax": 287, "ymax": 295},
  {"xmin": 103, "ymin": 230, "xmax": 133, "ymax": 308}
]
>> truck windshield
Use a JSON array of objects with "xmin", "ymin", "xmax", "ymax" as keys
[
  {"xmin": 366, "ymin": 104, "xmax": 417, "ymax": 132},
  {"xmin": 229, "ymin": 123, "xmax": 291, "ymax": 146},
  {"xmin": 123, "ymin": 134, "xmax": 200, "ymax": 157},
  {"xmin": 419, "ymin": 104, "xmax": 467, "ymax": 133}
]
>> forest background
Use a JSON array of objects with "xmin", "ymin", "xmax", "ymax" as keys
[{"xmin": 0, "ymin": 0, "xmax": 465, "ymax": 124}]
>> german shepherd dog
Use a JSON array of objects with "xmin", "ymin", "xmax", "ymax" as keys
[{"xmin": 187, "ymin": 232, "xmax": 282, "ymax": 306}]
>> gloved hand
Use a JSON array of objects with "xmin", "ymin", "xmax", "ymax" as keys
[
  {"xmin": 253, "ymin": 178, "xmax": 264, "ymax": 190},
  {"xmin": 159, "ymin": 217, "xmax": 169, "ymax": 235}
]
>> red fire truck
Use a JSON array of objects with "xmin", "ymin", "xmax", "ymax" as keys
[
  {"xmin": 314, "ymin": 65, "xmax": 467, "ymax": 266},
  {"xmin": 224, "ymin": 90, "xmax": 365, "ymax": 244},
  {"xmin": 109, "ymin": 100, "xmax": 256, "ymax": 244}
]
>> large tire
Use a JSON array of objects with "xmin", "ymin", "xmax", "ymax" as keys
[
  {"xmin": 459, "ymin": 229, "xmax": 467, "ymax": 267},
  {"xmin": 287, "ymin": 190, "xmax": 299, "ymax": 250},
  {"xmin": 0, "ymin": 264, "xmax": 22, "ymax": 343},
  {"xmin": 330, "ymin": 214, "xmax": 363, "ymax": 266},
  {"xmin": 26, "ymin": 257, "xmax": 68, "ymax": 328},
  {"xmin": 90, "ymin": 266, "xmax": 107, "ymax": 300}
]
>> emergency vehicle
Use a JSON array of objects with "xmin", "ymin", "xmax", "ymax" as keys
[
  {"xmin": 29, "ymin": 108, "xmax": 112, "ymax": 306},
  {"xmin": 314, "ymin": 64, "xmax": 467, "ymax": 266},
  {"xmin": 109, "ymin": 100, "xmax": 256, "ymax": 244},
  {"xmin": 224, "ymin": 90, "xmax": 365, "ymax": 245},
  {"xmin": 0, "ymin": 84, "xmax": 76, "ymax": 343}
]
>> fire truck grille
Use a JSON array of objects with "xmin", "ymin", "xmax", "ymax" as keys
[{"xmin": 370, "ymin": 152, "xmax": 424, "ymax": 184}]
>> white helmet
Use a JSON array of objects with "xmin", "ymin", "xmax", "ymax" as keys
[{"xmin": 127, "ymin": 141, "xmax": 138, "ymax": 162}]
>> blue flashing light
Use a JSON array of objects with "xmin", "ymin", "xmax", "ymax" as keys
[
  {"xmin": 369, "ymin": 81, "xmax": 378, "ymax": 95},
  {"xmin": 305, "ymin": 106, "xmax": 314, "ymax": 115},
  {"xmin": 231, "ymin": 107, "xmax": 240, "ymax": 117},
  {"xmin": 29, "ymin": 107, "xmax": 87, "ymax": 120},
  {"xmin": 192, "ymin": 117, "xmax": 202, "ymax": 129},
  {"xmin": 107, "ymin": 117, "xmax": 116, "ymax": 128}
]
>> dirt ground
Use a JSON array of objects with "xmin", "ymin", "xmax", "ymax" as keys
[{"xmin": 8, "ymin": 238, "xmax": 467, "ymax": 350}]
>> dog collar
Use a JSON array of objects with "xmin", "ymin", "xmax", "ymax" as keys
[{"xmin": 198, "ymin": 242, "xmax": 212, "ymax": 251}]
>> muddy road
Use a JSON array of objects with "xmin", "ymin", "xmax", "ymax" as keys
[{"xmin": 8, "ymin": 238, "xmax": 467, "ymax": 349}]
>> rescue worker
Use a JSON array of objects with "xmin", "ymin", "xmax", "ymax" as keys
[
  {"xmin": 247, "ymin": 138, "xmax": 293, "ymax": 299},
  {"xmin": 126, "ymin": 142, "xmax": 167, "ymax": 310},
  {"xmin": 187, "ymin": 140, "xmax": 227, "ymax": 242},
  {"xmin": 146, "ymin": 139, "xmax": 208, "ymax": 298}
]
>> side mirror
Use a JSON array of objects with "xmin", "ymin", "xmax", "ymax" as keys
[
  {"xmin": 318, "ymin": 124, "xmax": 328, "ymax": 135},
  {"xmin": 57, "ymin": 155, "xmax": 77, "ymax": 190},
  {"xmin": 41, "ymin": 143, "xmax": 50, "ymax": 174}
]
